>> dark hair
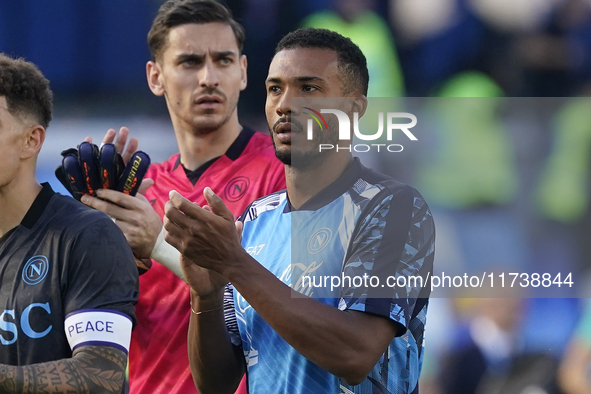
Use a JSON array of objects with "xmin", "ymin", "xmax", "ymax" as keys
[
  {"xmin": 275, "ymin": 28, "xmax": 369, "ymax": 96},
  {"xmin": 0, "ymin": 54, "xmax": 53, "ymax": 129},
  {"xmin": 148, "ymin": 0, "xmax": 245, "ymax": 62}
]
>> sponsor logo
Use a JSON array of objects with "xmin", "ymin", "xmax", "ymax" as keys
[
  {"xmin": 225, "ymin": 176, "xmax": 250, "ymax": 202},
  {"xmin": 123, "ymin": 156, "xmax": 142, "ymax": 194},
  {"xmin": 307, "ymin": 228, "xmax": 332, "ymax": 255},
  {"xmin": 281, "ymin": 261, "xmax": 325, "ymax": 297},
  {"xmin": 0, "ymin": 302, "xmax": 52, "ymax": 345},
  {"xmin": 22, "ymin": 255, "xmax": 49, "ymax": 286},
  {"xmin": 245, "ymin": 244, "xmax": 265, "ymax": 256}
]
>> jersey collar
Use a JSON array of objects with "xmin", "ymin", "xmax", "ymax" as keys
[
  {"xmin": 21, "ymin": 183, "xmax": 55, "ymax": 229},
  {"xmin": 225, "ymin": 126, "xmax": 255, "ymax": 161},
  {"xmin": 286, "ymin": 157, "xmax": 364, "ymax": 212},
  {"xmin": 175, "ymin": 127, "xmax": 256, "ymax": 185},
  {"xmin": 174, "ymin": 126, "xmax": 256, "ymax": 170}
]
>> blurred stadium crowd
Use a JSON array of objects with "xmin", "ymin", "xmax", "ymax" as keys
[{"xmin": 4, "ymin": 0, "xmax": 591, "ymax": 393}]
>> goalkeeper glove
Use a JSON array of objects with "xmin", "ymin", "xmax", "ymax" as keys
[{"xmin": 55, "ymin": 141, "xmax": 151, "ymax": 201}]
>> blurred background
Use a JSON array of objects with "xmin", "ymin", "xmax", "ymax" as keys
[{"xmin": 3, "ymin": 0, "xmax": 591, "ymax": 392}]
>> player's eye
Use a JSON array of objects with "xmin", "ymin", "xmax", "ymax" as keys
[
  {"xmin": 219, "ymin": 57, "xmax": 232, "ymax": 66},
  {"xmin": 180, "ymin": 59, "xmax": 198, "ymax": 67},
  {"xmin": 302, "ymin": 85, "xmax": 318, "ymax": 93},
  {"xmin": 268, "ymin": 86, "xmax": 281, "ymax": 95}
]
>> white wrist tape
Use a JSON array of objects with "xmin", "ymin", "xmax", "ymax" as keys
[
  {"xmin": 150, "ymin": 228, "xmax": 186, "ymax": 282},
  {"xmin": 64, "ymin": 310, "xmax": 133, "ymax": 354}
]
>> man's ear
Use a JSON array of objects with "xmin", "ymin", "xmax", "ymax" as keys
[
  {"xmin": 239, "ymin": 54, "xmax": 248, "ymax": 91},
  {"xmin": 147, "ymin": 61, "xmax": 165, "ymax": 97},
  {"xmin": 351, "ymin": 96, "xmax": 368, "ymax": 118},
  {"xmin": 21, "ymin": 125, "xmax": 45, "ymax": 160}
]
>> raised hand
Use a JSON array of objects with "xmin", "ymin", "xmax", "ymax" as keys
[
  {"xmin": 81, "ymin": 181, "xmax": 160, "ymax": 260},
  {"xmin": 163, "ymin": 188, "xmax": 246, "ymax": 296},
  {"xmin": 84, "ymin": 126, "xmax": 138, "ymax": 165}
]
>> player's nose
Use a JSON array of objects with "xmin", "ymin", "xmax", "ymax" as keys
[
  {"xmin": 199, "ymin": 60, "xmax": 220, "ymax": 88},
  {"xmin": 275, "ymin": 88, "xmax": 299, "ymax": 117}
]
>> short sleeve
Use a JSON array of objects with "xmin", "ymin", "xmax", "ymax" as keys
[
  {"xmin": 340, "ymin": 187, "xmax": 435, "ymax": 332},
  {"xmin": 62, "ymin": 217, "xmax": 139, "ymax": 326},
  {"xmin": 223, "ymin": 284, "xmax": 242, "ymax": 347}
]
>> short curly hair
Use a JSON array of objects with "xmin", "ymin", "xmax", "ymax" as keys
[
  {"xmin": 275, "ymin": 28, "xmax": 369, "ymax": 96},
  {"xmin": 0, "ymin": 54, "xmax": 53, "ymax": 129},
  {"xmin": 148, "ymin": 0, "xmax": 245, "ymax": 62}
]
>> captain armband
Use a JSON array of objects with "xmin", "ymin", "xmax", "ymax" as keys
[{"xmin": 64, "ymin": 309, "xmax": 133, "ymax": 354}]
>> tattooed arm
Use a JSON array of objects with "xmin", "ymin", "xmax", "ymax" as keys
[{"xmin": 0, "ymin": 345, "xmax": 127, "ymax": 394}]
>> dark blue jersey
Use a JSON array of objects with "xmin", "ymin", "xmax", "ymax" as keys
[{"xmin": 0, "ymin": 183, "xmax": 139, "ymax": 366}]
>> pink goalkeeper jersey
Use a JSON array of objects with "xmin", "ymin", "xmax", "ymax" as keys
[{"xmin": 130, "ymin": 128, "xmax": 285, "ymax": 394}]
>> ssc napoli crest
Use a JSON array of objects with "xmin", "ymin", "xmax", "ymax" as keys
[
  {"xmin": 22, "ymin": 255, "xmax": 49, "ymax": 285},
  {"xmin": 225, "ymin": 176, "xmax": 250, "ymax": 202},
  {"xmin": 307, "ymin": 228, "xmax": 332, "ymax": 255}
]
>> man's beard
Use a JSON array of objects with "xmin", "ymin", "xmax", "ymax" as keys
[
  {"xmin": 269, "ymin": 116, "xmax": 339, "ymax": 170},
  {"xmin": 190, "ymin": 88, "xmax": 235, "ymax": 135},
  {"xmin": 192, "ymin": 112, "xmax": 233, "ymax": 135}
]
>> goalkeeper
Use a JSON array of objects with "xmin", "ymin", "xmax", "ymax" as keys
[{"xmin": 70, "ymin": 1, "xmax": 286, "ymax": 393}]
